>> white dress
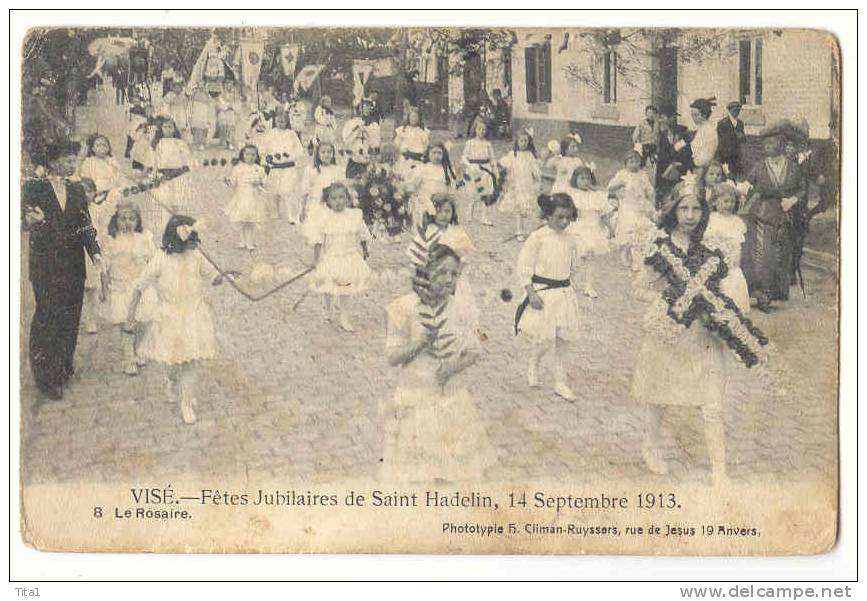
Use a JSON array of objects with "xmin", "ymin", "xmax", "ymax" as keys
[
  {"xmin": 300, "ymin": 163, "xmax": 345, "ymax": 245},
  {"xmin": 515, "ymin": 225, "xmax": 583, "ymax": 341},
  {"xmin": 393, "ymin": 125, "xmax": 431, "ymax": 179},
  {"xmin": 152, "ymin": 138, "xmax": 195, "ymax": 218},
  {"xmin": 608, "ymin": 168, "xmax": 656, "ymax": 245},
  {"xmin": 135, "ymin": 251, "xmax": 218, "ymax": 364},
  {"xmin": 77, "ymin": 156, "xmax": 126, "ymax": 231},
  {"xmin": 380, "ymin": 291, "xmax": 494, "ymax": 483},
  {"xmin": 309, "ymin": 208, "xmax": 372, "ymax": 296},
  {"xmin": 566, "ymin": 189, "xmax": 612, "ymax": 256},
  {"xmin": 498, "ymin": 151, "xmax": 541, "ymax": 216},
  {"xmin": 548, "ymin": 155, "xmax": 589, "ymax": 195},
  {"xmin": 406, "ymin": 163, "xmax": 452, "ymax": 226},
  {"xmin": 130, "ymin": 132, "xmax": 154, "ymax": 169},
  {"xmin": 77, "ymin": 156, "xmax": 128, "ymax": 286},
  {"xmin": 461, "ymin": 138, "xmax": 498, "ymax": 204},
  {"xmin": 224, "ymin": 163, "xmax": 269, "ymax": 224},
  {"xmin": 101, "ymin": 230, "xmax": 159, "ymax": 324},
  {"xmin": 706, "ymin": 213, "xmax": 751, "ymax": 313},
  {"xmin": 630, "ymin": 234, "xmax": 728, "ymax": 409},
  {"xmin": 691, "ymin": 120, "xmax": 719, "ymax": 169},
  {"xmin": 259, "ymin": 128, "xmax": 308, "ymax": 221}
]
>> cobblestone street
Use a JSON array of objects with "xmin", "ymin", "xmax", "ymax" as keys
[{"xmin": 19, "ymin": 93, "xmax": 839, "ymax": 489}]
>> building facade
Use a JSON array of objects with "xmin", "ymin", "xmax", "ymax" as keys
[{"xmin": 510, "ymin": 28, "xmax": 838, "ymax": 145}]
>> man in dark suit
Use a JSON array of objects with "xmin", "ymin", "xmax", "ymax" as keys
[
  {"xmin": 716, "ymin": 100, "xmax": 747, "ymax": 179},
  {"xmin": 22, "ymin": 141, "xmax": 103, "ymax": 400},
  {"xmin": 655, "ymin": 105, "xmax": 694, "ymax": 207}
]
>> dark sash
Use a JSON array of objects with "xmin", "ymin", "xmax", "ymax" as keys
[{"xmin": 514, "ymin": 275, "xmax": 571, "ymax": 335}]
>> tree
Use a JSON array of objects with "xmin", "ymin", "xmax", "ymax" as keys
[{"xmin": 563, "ymin": 28, "xmax": 744, "ymax": 97}]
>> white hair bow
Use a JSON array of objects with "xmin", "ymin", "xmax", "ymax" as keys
[
  {"xmin": 177, "ymin": 224, "xmax": 194, "ymax": 242},
  {"xmin": 568, "ymin": 132, "xmax": 583, "ymax": 145}
]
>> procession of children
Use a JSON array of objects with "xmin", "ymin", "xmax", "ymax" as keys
[{"xmin": 25, "ymin": 66, "xmax": 806, "ymax": 488}]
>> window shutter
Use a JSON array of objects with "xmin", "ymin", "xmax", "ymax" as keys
[
  {"xmin": 525, "ymin": 46, "xmax": 538, "ymax": 103},
  {"xmin": 754, "ymin": 38, "xmax": 763, "ymax": 105},
  {"xmin": 738, "ymin": 39, "xmax": 751, "ymax": 105},
  {"xmin": 538, "ymin": 42, "xmax": 552, "ymax": 102}
]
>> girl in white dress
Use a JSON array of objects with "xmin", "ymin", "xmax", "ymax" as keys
[
  {"xmin": 78, "ymin": 134, "xmax": 129, "ymax": 332},
  {"xmin": 515, "ymin": 193, "xmax": 583, "ymax": 401},
  {"xmin": 78, "ymin": 134, "xmax": 127, "ymax": 235},
  {"xmin": 312, "ymin": 95, "xmax": 338, "ymax": 145},
  {"xmin": 461, "ymin": 119, "xmax": 498, "ymax": 226},
  {"xmin": 498, "ymin": 128, "xmax": 541, "ymax": 241},
  {"xmin": 101, "ymin": 200, "xmax": 158, "ymax": 375},
  {"xmin": 393, "ymin": 105, "xmax": 431, "ymax": 180},
  {"xmin": 631, "ymin": 177, "xmax": 768, "ymax": 485},
  {"xmin": 259, "ymin": 111, "xmax": 308, "ymax": 224},
  {"xmin": 547, "ymin": 132, "xmax": 595, "ymax": 195},
  {"xmin": 223, "ymin": 144, "xmax": 269, "ymax": 250},
  {"xmin": 151, "ymin": 118, "xmax": 194, "ymax": 224},
  {"xmin": 189, "ymin": 87, "xmax": 216, "ymax": 151},
  {"xmin": 566, "ymin": 166, "xmax": 613, "ymax": 298},
  {"xmin": 405, "ymin": 142, "xmax": 457, "ymax": 228},
  {"xmin": 300, "ymin": 142, "xmax": 345, "ymax": 247},
  {"xmin": 126, "ymin": 215, "xmax": 229, "ymax": 425},
  {"xmin": 130, "ymin": 119, "xmax": 156, "ymax": 173},
  {"xmin": 309, "ymin": 181, "xmax": 372, "ymax": 332},
  {"xmin": 381, "ymin": 244, "xmax": 494, "ymax": 483},
  {"xmin": 705, "ymin": 184, "xmax": 751, "ymax": 313},
  {"xmin": 608, "ymin": 150, "xmax": 656, "ymax": 269}
]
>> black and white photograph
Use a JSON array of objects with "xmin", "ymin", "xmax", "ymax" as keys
[{"xmin": 15, "ymin": 19, "xmax": 842, "ymax": 556}]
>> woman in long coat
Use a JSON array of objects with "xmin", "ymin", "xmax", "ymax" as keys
[{"xmin": 742, "ymin": 122, "xmax": 807, "ymax": 312}]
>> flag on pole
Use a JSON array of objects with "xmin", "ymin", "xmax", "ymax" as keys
[
  {"xmin": 294, "ymin": 64, "xmax": 324, "ymax": 94},
  {"xmin": 240, "ymin": 39, "xmax": 266, "ymax": 94},
  {"xmin": 280, "ymin": 43, "xmax": 301, "ymax": 77},
  {"xmin": 352, "ymin": 60, "xmax": 375, "ymax": 109}
]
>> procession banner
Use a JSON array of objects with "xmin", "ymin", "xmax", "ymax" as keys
[
  {"xmin": 293, "ymin": 63, "xmax": 324, "ymax": 94},
  {"xmin": 279, "ymin": 43, "xmax": 301, "ymax": 77},
  {"xmin": 239, "ymin": 39, "xmax": 266, "ymax": 95}
]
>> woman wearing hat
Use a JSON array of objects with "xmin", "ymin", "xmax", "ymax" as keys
[
  {"xmin": 742, "ymin": 121, "xmax": 807, "ymax": 312},
  {"xmin": 689, "ymin": 97, "xmax": 719, "ymax": 169},
  {"xmin": 22, "ymin": 141, "xmax": 104, "ymax": 400}
]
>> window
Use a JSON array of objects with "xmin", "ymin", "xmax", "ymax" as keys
[
  {"xmin": 739, "ymin": 37, "xmax": 763, "ymax": 105},
  {"xmin": 603, "ymin": 49, "xmax": 618, "ymax": 104},
  {"xmin": 524, "ymin": 42, "xmax": 551, "ymax": 103}
]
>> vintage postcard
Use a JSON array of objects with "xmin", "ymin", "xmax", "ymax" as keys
[{"xmin": 16, "ymin": 23, "xmax": 840, "ymax": 555}]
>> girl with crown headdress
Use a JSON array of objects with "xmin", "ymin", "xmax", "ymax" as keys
[{"xmin": 631, "ymin": 171, "xmax": 770, "ymax": 486}]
